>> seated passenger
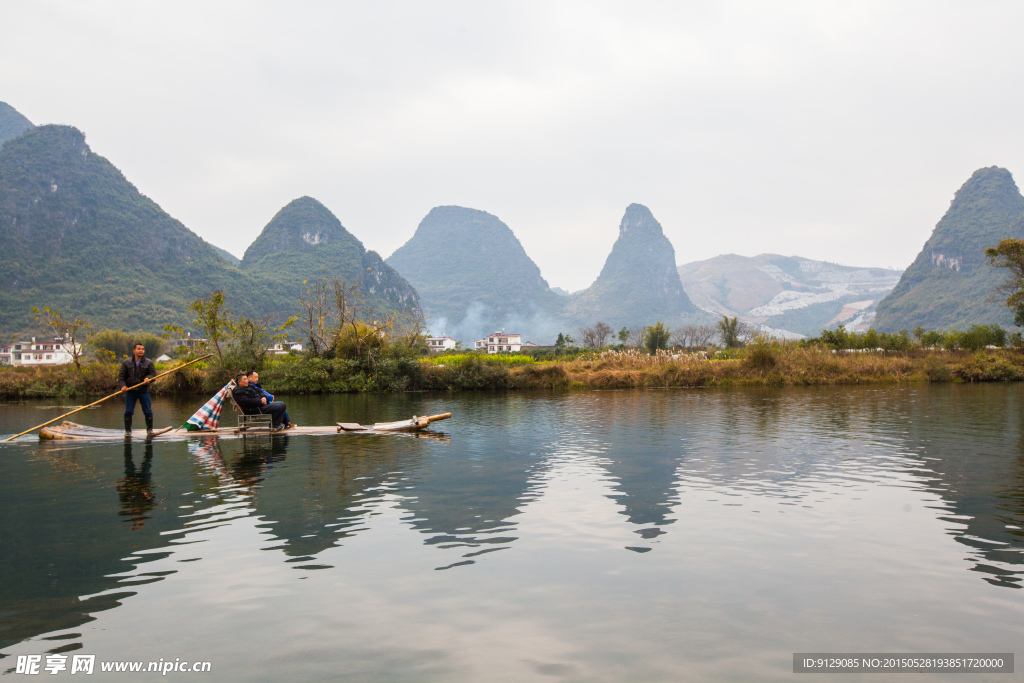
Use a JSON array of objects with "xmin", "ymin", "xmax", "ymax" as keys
[
  {"xmin": 247, "ymin": 369, "xmax": 295, "ymax": 428},
  {"xmin": 232, "ymin": 373, "xmax": 287, "ymax": 431}
]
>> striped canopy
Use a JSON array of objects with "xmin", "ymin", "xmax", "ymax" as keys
[{"xmin": 183, "ymin": 382, "xmax": 234, "ymax": 431}]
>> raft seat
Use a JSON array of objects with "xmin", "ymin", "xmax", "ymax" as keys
[{"xmin": 226, "ymin": 382, "xmax": 273, "ymax": 432}]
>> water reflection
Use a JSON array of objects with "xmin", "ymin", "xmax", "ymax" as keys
[
  {"xmin": 1, "ymin": 385, "xmax": 1023, "ymax": 666},
  {"xmin": 117, "ymin": 442, "xmax": 155, "ymax": 530}
]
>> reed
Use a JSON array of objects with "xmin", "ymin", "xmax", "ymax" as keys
[{"xmin": 3, "ymin": 347, "xmax": 1023, "ymax": 398}]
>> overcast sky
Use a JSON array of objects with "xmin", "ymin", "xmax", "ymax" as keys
[{"xmin": 3, "ymin": 1, "xmax": 1023, "ymax": 291}]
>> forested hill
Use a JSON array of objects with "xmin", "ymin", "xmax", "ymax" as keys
[
  {"xmin": 386, "ymin": 206, "xmax": 563, "ymax": 340},
  {"xmin": 241, "ymin": 197, "xmax": 421, "ymax": 320},
  {"xmin": 874, "ymin": 167, "xmax": 1024, "ymax": 331},
  {"xmin": 568, "ymin": 203, "xmax": 699, "ymax": 329},
  {"xmin": 0, "ymin": 125, "xmax": 268, "ymax": 332},
  {"xmin": 0, "ymin": 102, "xmax": 33, "ymax": 148}
]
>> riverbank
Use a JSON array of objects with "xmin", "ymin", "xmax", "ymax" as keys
[{"xmin": 2, "ymin": 346, "xmax": 1024, "ymax": 400}]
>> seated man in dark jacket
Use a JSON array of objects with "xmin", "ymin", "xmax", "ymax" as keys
[
  {"xmin": 232, "ymin": 373, "xmax": 287, "ymax": 430},
  {"xmin": 247, "ymin": 369, "xmax": 294, "ymax": 428}
]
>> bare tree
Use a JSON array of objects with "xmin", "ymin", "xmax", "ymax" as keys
[
  {"xmin": 300, "ymin": 277, "xmax": 332, "ymax": 356},
  {"xmin": 738, "ymin": 321, "xmax": 760, "ymax": 343},
  {"xmin": 578, "ymin": 324, "xmax": 598, "ymax": 349},
  {"xmin": 691, "ymin": 324, "xmax": 717, "ymax": 348},
  {"xmin": 594, "ymin": 321, "xmax": 612, "ymax": 347},
  {"xmin": 234, "ymin": 314, "xmax": 295, "ymax": 370},
  {"xmin": 392, "ymin": 311, "xmax": 429, "ymax": 350},
  {"xmin": 329, "ymin": 277, "xmax": 363, "ymax": 350},
  {"xmin": 671, "ymin": 326, "xmax": 693, "ymax": 348}
]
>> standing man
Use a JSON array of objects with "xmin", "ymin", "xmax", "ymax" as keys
[{"xmin": 119, "ymin": 342, "xmax": 157, "ymax": 438}]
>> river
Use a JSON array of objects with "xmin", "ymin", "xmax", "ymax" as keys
[{"xmin": 1, "ymin": 384, "xmax": 1022, "ymax": 680}]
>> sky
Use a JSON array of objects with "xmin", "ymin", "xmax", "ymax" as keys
[{"xmin": 2, "ymin": 1, "xmax": 1023, "ymax": 292}]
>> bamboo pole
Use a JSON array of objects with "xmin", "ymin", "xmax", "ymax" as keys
[{"xmin": 5, "ymin": 353, "xmax": 213, "ymax": 442}]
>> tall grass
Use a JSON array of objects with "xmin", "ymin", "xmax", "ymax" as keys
[{"xmin": 3, "ymin": 347, "xmax": 1024, "ymax": 399}]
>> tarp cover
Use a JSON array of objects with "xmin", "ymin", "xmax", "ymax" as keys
[{"xmin": 184, "ymin": 382, "xmax": 233, "ymax": 431}]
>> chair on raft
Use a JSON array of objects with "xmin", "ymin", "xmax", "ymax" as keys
[{"xmin": 225, "ymin": 380, "xmax": 273, "ymax": 432}]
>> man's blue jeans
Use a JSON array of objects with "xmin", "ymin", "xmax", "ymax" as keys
[{"xmin": 124, "ymin": 391, "xmax": 153, "ymax": 417}]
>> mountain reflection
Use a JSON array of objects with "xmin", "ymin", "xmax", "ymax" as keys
[
  {"xmin": 894, "ymin": 384, "xmax": 1024, "ymax": 588},
  {"xmin": 2, "ymin": 385, "xmax": 1023, "ymax": 656}
]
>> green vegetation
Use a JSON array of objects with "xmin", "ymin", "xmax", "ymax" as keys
[
  {"xmin": 0, "ymin": 125, "xmax": 271, "ymax": 333},
  {"xmin": 423, "ymin": 352, "xmax": 536, "ymax": 367},
  {"xmin": 985, "ymin": 237, "xmax": 1024, "ymax": 326},
  {"xmin": 810, "ymin": 323, "xmax": 1007, "ymax": 352},
  {"xmin": 875, "ymin": 167, "xmax": 1024, "ymax": 331},
  {"xmin": 240, "ymin": 197, "xmax": 420, "ymax": 323},
  {"xmin": 0, "ymin": 130, "xmax": 422, "ymax": 337},
  {"xmin": 7, "ymin": 343, "xmax": 1024, "ymax": 400},
  {"xmin": 90, "ymin": 329, "xmax": 165, "ymax": 361},
  {"xmin": 718, "ymin": 316, "xmax": 740, "ymax": 348},
  {"xmin": 643, "ymin": 321, "xmax": 671, "ymax": 353}
]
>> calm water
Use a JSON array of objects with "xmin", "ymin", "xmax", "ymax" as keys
[{"xmin": 1, "ymin": 384, "xmax": 1023, "ymax": 681}]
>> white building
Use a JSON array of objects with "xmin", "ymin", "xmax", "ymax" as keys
[
  {"xmin": 426, "ymin": 336, "xmax": 457, "ymax": 353},
  {"xmin": 475, "ymin": 331, "xmax": 523, "ymax": 354},
  {"xmin": 267, "ymin": 340, "xmax": 304, "ymax": 355},
  {"xmin": 0, "ymin": 337, "xmax": 82, "ymax": 366}
]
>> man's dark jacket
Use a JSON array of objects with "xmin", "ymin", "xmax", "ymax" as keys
[
  {"xmin": 118, "ymin": 357, "xmax": 157, "ymax": 392},
  {"xmin": 232, "ymin": 385, "xmax": 265, "ymax": 414}
]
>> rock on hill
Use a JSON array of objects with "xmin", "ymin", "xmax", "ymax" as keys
[
  {"xmin": 386, "ymin": 206, "xmax": 563, "ymax": 341},
  {"xmin": 0, "ymin": 102, "xmax": 33, "ymax": 148},
  {"xmin": 678, "ymin": 254, "xmax": 902, "ymax": 337},
  {"xmin": 0, "ymin": 125, "xmax": 267, "ymax": 332},
  {"xmin": 874, "ymin": 167, "xmax": 1024, "ymax": 332},
  {"xmin": 241, "ymin": 197, "xmax": 421, "ymax": 320},
  {"xmin": 569, "ymin": 204, "xmax": 698, "ymax": 329}
]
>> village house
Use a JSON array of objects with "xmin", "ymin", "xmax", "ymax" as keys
[
  {"xmin": 0, "ymin": 337, "xmax": 82, "ymax": 366},
  {"xmin": 475, "ymin": 331, "xmax": 526, "ymax": 354},
  {"xmin": 426, "ymin": 336, "xmax": 457, "ymax": 353},
  {"xmin": 169, "ymin": 333, "xmax": 207, "ymax": 351},
  {"xmin": 267, "ymin": 340, "xmax": 304, "ymax": 355}
]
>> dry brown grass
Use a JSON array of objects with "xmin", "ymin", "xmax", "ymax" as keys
[{"xmin": 505, "ymin": 347, "xmax": 1024, "ymax": 390}]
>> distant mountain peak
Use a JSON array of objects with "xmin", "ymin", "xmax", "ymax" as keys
[
  {"xmin": 386, "ymin": 205, "xmax": 561, "ymax": 340},
  {"xmin": 570, "ymin": 204, "xmax": 697, "ymax": 327},
  {"xmin": 618, "ymin": 203, "xmax": 662, "ymax": 238},
  {"xmin": 243, "ymin": 196, "xmax": 360, "ymax": 263},
  {"xmin": 0, "ymin": 102, "xmax": 34, "ymax": 148}
]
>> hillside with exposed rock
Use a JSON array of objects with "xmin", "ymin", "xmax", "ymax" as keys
[
  {"xmin": 241, "ymin": 196, "xmax": 421, "ymax": 321},
  {"xmin": 678, "ymin": 254, "xmax": 902, "ymax": 337},
  {"xmin": 874, "ymin": 167, "xmax": 1024, "ymax": 331}
]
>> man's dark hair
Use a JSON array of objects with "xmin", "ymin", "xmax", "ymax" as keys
[
  {"xmin": 246, "ymin": 369, "xmax": 258, "ymax": 376},
  {"xmin": 133, "ymin": 342, "xmax": 146, "ymax": 350},
  {"xmin": 235, "ymin": 373, "xmax": 247, "ymax": 384}
]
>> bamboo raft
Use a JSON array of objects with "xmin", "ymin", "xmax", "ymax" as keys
[{"xmin": 38, "ymin": 413, "xmax": 452, "ymax": 441}]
